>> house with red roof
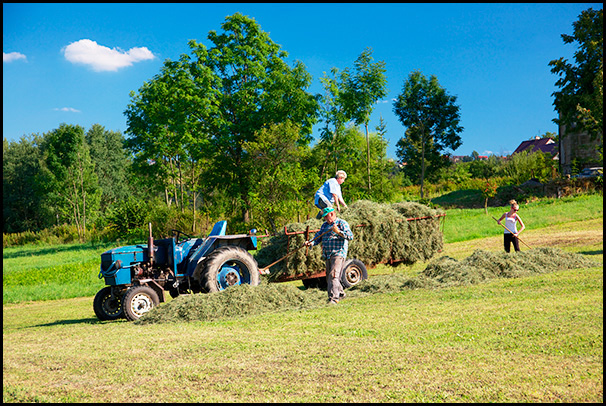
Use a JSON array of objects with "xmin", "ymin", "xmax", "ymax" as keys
[{"xmin": 512, "ymin": 136, "xmax": 558, "ymax": 159}]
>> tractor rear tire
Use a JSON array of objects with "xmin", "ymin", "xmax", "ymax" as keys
[
  {"xmin": 93, "ymin": 286, "xmax": 124, "ymax": 321},
  {"xmin": 200, "ymin": 246, "xmax": 259, "ymax": 293},
  {"xmin": 341, "ymin": 258, "xmax": 368, "ymax": 289},
  {"xmin": 122, "ymin": 285, "xmax": 160, "ymax": 321}
]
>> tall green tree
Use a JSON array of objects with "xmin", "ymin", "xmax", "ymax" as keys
[
  {"xmin": 340, "ymin": 48, "xmax": 388, "ymax": 191},
  {"xmin": 310, "ymin": 124, "xmax": 395, "ymax": 202},
  {"xmin": 189, "ymin": 13, "xmax": 319, "ymax": 224},
  {"xmin": 549, "ymin": 8, "xmax": 603, "ymax": 159},
  {"xmin": 85, "ymin": 124, "xmax": 132, "ymax": 211},
  {"xmin": 317, "ymin": 67, "xmax": 348, "ymax": 177},
  {"xmin": 374, "ymin": 115, "xmax": 390, "ymax": 197},
  {"xmin": 125, "ymin": 54, "xmax": 217, "ymax": 232},
  {"xmin": 393, "ymin": 71, "xmax": 463, "ymax": 198},
  {"xmin": 243, "ymin": 121, "xmax": 315, "ymax": 232},
  {"xmin": 3, "ymin": 135, "xmax": 47, "ymax": 233},
  {"xmin": 39, "ymin": 124, "xmax": 101, "ymax": 241}
]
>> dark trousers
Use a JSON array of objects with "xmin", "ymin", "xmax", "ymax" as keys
[{"xmin": 504, "ymin": 233, "xmax": 520, "ymax": 252}]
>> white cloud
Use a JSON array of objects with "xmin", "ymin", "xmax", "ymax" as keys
[
  {"xmin": 62, "ymin": 39, "xmax": 155, "ymax": 72},
  {"xmin": 54, "ymin": 107, "xmax": 81, "ymax": 113},
  {"xmin": 3, "ymin": 52, "xmax": 27, "ymax": 63}
]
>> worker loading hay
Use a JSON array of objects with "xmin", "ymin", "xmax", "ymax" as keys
[{"xmin": 255, "ymin": 200, "xmax": 445, "ymax": 281}]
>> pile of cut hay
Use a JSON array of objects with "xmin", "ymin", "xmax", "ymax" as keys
[
  {"xmin": 137, "ymin": 247, "xmax": 596, "ymax": 324},
  {"xmin": 136, "ymin": 283, "xmax": 326, "ymax": 325},
  {"xmin": 352, "ymin": 247, "xmax": 597, "ymax": 293},
  {"xmin": 255, "ymin": 200, "xmax": 445, "ymax": 280}
]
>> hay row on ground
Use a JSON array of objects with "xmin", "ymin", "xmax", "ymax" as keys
[
  {"xmin": 136, "ymin": 283, "xmax": 326, "ymax": 324},
  {"xmin": 352, "ymin": 247, "xmax": 598, "ymax": 293},
  {"xmin": 255, "ymin": 200, "xmax": 445, "ymax": 280},
  {"xmin": 138, "ymin": 247, "xmax": 596, "ymax": 324}
]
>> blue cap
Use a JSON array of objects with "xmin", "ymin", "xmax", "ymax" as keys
[{"xmin": 321, "ymin": 207, "xmax": 335, "ymax": 218}]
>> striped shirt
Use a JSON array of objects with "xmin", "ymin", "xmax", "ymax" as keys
[{"xmin": 310, "ymin": 218, "xmax": 353, "ymax": 259}]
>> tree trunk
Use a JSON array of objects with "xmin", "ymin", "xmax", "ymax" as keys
[
  {"xmin": 420, "ymin": 137, "xmax": 426, "ymax": 199},
  {"xmin": 178, "ymin": 159, "xmax": 184, "ymax": 213},
  {"xmin": 365, "ymin": 122, "xmax": 371, "ymax": 191}
]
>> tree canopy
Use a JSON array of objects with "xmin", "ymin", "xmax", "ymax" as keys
[
  {"xmin": 393, "ymin": 71, "xmax": 463, "ymax": 197},
  {"xmin": 549, "ymin": 8, "xmax": 603, "ymax": 144}
]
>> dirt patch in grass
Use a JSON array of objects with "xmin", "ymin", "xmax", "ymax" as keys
[{"xmin": 139, "ymin": 248, "xmax": 596, "ymax": 324}]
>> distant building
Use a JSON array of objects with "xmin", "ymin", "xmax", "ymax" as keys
[
  {"xmin": 512, "ymin": 136, "xmax": 558, "ymax": 159},
  {"xmin": 477, "ymin": 155, "xmax": 488, "ymax": 160},
  {"xmin": 450, "ymin": 155, "xmax": 467, "ymax": 163},
  {"xmin": 558, "ymin": 118, "xmax": 602, "ymax": 175}
]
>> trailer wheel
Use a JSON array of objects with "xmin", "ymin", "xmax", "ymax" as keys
[
  {"xmin": 341, "ymin": 259, "xmax": 368, "ymax": 289},
  {"xmin": 93, "ymin": 286, "xmax": 124, "ymax": 320},
  {"xmin": 201, "ymin": 246, "xmax": 259, "ymax": 293},
  {"xmin": 122, "ymin": 285, "xmax": 159, "ymax": 321}
]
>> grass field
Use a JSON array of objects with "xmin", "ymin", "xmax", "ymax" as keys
[{"xmin": 3, "ymin": 195, "xmax": 603, "ymax": 402}]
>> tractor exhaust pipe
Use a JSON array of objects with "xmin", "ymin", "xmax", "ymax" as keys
[{"xmin": 148, "ymin": 222, "xmax": 154, "ymax": 264}]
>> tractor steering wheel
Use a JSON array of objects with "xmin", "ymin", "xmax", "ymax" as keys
[{"xmin": 171, "ymin": 229, "xmax": 193, "ymax": 243}]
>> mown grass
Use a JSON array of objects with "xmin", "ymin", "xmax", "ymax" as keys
[
  {"xmin": 3, "ymin": 262, "xmax": 602, "ymax": 402},
  {"xmin": 3, "ymin": 192, "xmax": 603, "ymax": 402}
]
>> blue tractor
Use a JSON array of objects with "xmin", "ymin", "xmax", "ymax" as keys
[{"xmin": 94, "ymin": 221, "xmax": 260, "ymax": 321}]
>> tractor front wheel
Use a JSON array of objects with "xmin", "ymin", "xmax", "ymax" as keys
[
  {"xmin": 200, "ymin": 246, "xmax": 259, "ymax": 293},
  {"xmin": 93, "ymin": 286, "xmax": 124, "ymax": 320},
  {"xmin": 122, "ymin": 285, "xmax": 159, "ymax": 321}
]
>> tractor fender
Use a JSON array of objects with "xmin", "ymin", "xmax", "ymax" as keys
[{"xmin": 187, "ymin": 234, "xmax": 258, "ymax": 278}]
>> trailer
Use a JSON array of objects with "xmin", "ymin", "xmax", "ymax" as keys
[{"xmin": 262, "ymin": 213, "xmax": 447, "ymax": 289}]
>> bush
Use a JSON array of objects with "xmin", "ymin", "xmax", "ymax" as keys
[{"xmin": 3, "ymin": 224, "xmax": 82, "ymax": 248}]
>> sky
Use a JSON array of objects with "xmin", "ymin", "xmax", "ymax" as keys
[{"xmin": 3, "ymin": 3, "xmax": 602, "ymax": 159}]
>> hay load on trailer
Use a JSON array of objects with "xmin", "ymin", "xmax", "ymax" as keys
[{"xmin": 255, "ymin": 200, "xmax": 445, "ymax": 282}]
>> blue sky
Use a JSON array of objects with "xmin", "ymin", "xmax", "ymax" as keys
[{"xmin": 3, "ymin": 3, "xmax": 602, "ymax": 159}]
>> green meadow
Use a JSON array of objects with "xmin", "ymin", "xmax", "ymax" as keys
[{"xmin": 3, "ymin": 194, "xmax": 603, "ymax": 402}]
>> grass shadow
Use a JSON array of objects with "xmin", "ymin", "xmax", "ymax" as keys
[
  {"xmin": 30, "ymin": 317, "xmax": 119, "ymax": 328},
  {"xmin": 579, "ymin": 249, "xmax": 603, "ymax": 256},
  {"xmin": 432, "ymin": 189, "xmax": 483, "ymax": 209}
]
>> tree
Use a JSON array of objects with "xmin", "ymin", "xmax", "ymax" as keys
[
  {"xmin": 317, "ymin": 67, "xmax": 348, "ymax": 178},
  {"xmin": 125, "ymin": 55, "xmax": 215, "ymax": 218},
  {"xmin": 243, "ymin": 121, "xmax": 314, "ymax": 232},
  {"xmin": 311, "ymin": 124, "xmax": 395, "ymax": 202},
  {"xmin": 393, "ymin": 71, "xmax": 463, "ymax": 197},
  {"xmin": 3, "ymin": 135, "xmax": 47, "ymax": 233},
  {"xmin": 85, "ymin": 124, "xmax": 132, "ymax": 212},
  {"xmin": 191, "ymin": 13, "xmax": 319, "ymax": 224},
  {"xmin": 39, "ymin": 124, "xmax": 101, "ymax": 241},
  {"xmin": 481, "ymin": 179, "xmax": 498, "ymax": 215},
  {"xmin": 340, "ymin": 48, "xmax": 388, "ymax": 191},
  {"xmin": 549, "ymin": 8, "xmax": 603, "ymax": 158},
  {"xmin": 374, "ymin": 115, "xmax": 389, "ymax": 197},
  {"xmin": 500, "ymin": 150, "xmax": 555, "ymax": 184}
]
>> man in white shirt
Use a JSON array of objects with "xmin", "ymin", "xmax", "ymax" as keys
[{"xmin": 314, "ymin": 170, "xmax": 348, "ymax": 219}]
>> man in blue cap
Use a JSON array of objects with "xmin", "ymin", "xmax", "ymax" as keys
[{"xmin": 305, "ymin": 207, "xmax": 353, "ymax": 304}]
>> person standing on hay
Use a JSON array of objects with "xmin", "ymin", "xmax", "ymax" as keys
[
  {"xmin": 313, "ymin": 170, "xmax": 348, "ymax": 219},
  {"xmin": 305, "ymin": 207, "xmax": 353, "ymax": 304},
  {"xmin": 496, "ymin": 199, "xmax": 526, "ymax": 252}
]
